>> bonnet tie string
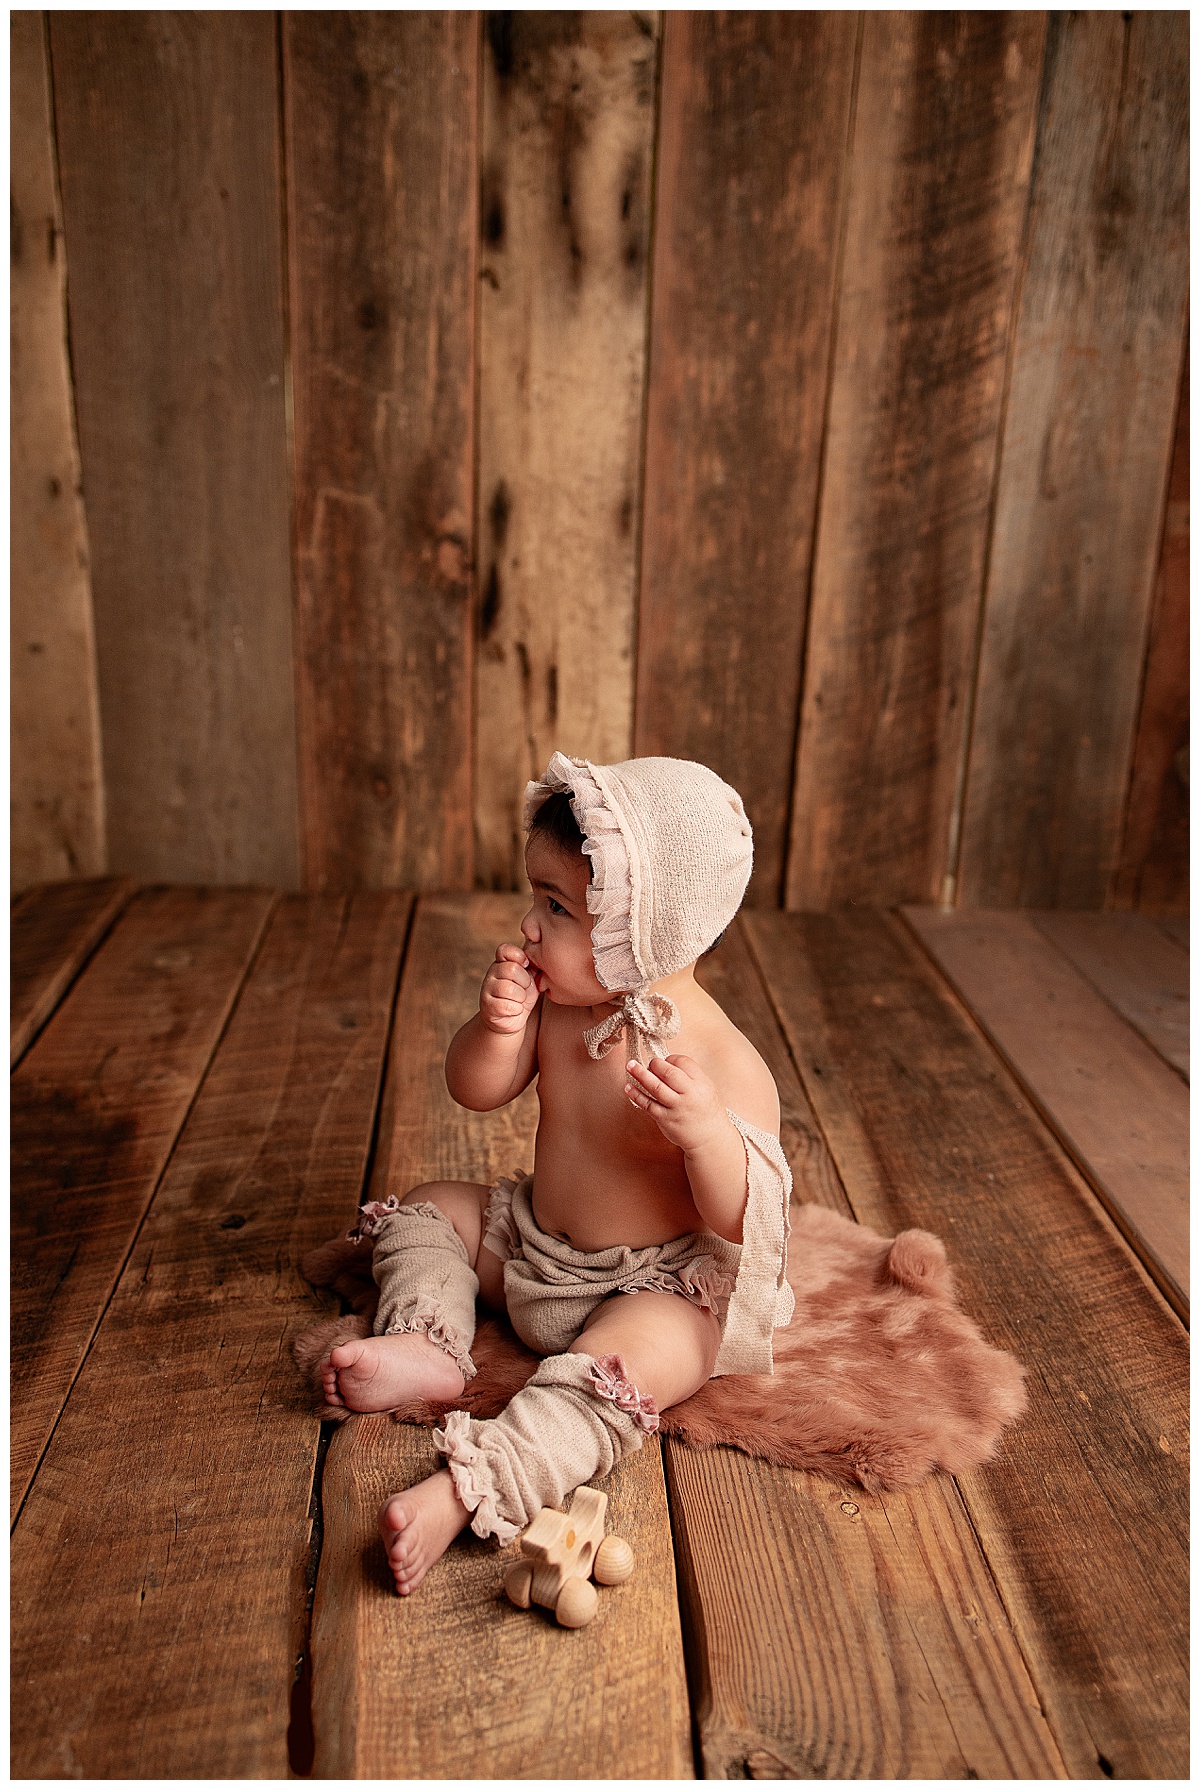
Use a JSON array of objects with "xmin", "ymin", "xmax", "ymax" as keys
[{"xmin": 583, "ymin": 991, "xmax": 681, "ymax": 1064}]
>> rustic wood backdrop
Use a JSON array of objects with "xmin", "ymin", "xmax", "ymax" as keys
[{"xmin": 11, "ymin": 11, "xmax": 1189, "ymax": 911}]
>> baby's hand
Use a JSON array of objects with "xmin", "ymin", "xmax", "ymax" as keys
[
  {"xmin": 480, "ymin": 944, "xmax": 541, "ymax": 1035},
  {"xmin": 624, "ymin": 1054, "xmax": 728, "ymax": 1154}
]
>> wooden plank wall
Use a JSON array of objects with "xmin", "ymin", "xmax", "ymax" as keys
[
  {"xmin": 13, "ymin": 11, "xmax": 1189, "ymax": 912},
  {"xmin": 10, "ymin": 14, "xmax": 105, "ymax": 887}
]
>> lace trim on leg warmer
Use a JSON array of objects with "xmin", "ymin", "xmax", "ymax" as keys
[
  {"xmin": 384, "ymin": 1292, "xmax": 477, "ymax": 1380},
  {"xmin": 348, "ymin": 1197, "xmax": 447, "ymax": 1242},
  {"xmin": 434, "ymin": 1410, "xmax": 521, "ymax": 1546},
  {"xmin": 588, "ymin": 1353, "xmax": 660, "ymax": 1434}
]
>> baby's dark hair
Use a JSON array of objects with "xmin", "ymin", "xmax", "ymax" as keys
[{"xmin": 527, "ymin": 790, "xmax": 587, "ymax": 861}]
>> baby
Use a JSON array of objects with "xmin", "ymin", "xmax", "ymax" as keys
[{"xmin": 320, "ymin": 752, "xmax": 794, "ymax": 1594}]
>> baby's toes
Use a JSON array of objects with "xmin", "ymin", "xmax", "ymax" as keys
[
  {"xmin": 319, "ymin": 1362, "xmax": 345, "ymax": 1404},
  {"xmin": 378, "ymin": 1495, "xmax": 410, "ymax": 1546}
]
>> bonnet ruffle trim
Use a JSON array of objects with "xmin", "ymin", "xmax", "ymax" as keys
[{"xmin": 524, "ymin": 753, "xmax": 640, "ymax": 996}]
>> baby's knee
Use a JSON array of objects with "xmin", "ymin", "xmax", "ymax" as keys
[
  {"xmin": 571, "ymin": 1292, "xmax": 719, "ymax": 1409},
  {"xmin": 403, "ymin": 1180, "xmax": 487, "ymax": 1260}
]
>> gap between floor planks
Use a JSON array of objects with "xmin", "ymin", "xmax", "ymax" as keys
[
  {"xmin": 901, "ymin": 906, "xmax": 1188, "ymax": 1317},
  {"xmin": 11, "ymin": 892, "xmax": 413, "ymax": 1778},
  {"xmin": 10, "ymin": 875, "xmax": 136, "ymax": 1066},
  {"xmin": 10, "ymin": 885, "xmax": 278, "ymax": 1521},
  {"xmin": 744, "ymin": 909, "xmax": 1188, "ymax": 1780}
]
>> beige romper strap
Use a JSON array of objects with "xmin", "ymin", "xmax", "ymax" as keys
[{"xmin": 712, "ymin": 1111, "xmax": 794, "ymax": 1377}]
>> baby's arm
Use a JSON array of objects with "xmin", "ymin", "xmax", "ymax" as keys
[
  {"xmin": 624, "ymin": 1054, "xmax": 753, "ymax": 1244},
  {"xmin": 445, "ymin": 944, "xmax": 542, "ymax": 1112}
]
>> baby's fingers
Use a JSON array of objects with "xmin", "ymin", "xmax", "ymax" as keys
[
  {"xmin": 625, "ymin": 1059, "xmax": 679, "ymax": 1104},
  {"xmin": 495, "ymin": 943, "xmax": 530, "ymax": 967},
  {"xmin": 645, "ymin": 1055, "xmax": 694, "ymax": 1094}
]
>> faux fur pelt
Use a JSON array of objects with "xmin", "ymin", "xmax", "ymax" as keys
[{"xmin": 293, "ymin": 1204, "xmax": 1026, "ymax": 1494}]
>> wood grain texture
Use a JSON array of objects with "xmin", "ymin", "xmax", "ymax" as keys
[
  {"xmin": 11, "ymin": 874, "xmax": 134, "ymax": 1067},
  {"xmin": 474, "ymin": 13, "xmax": 659, "ymax": 888},
  {"xmin": 788, "ymin": 13, "xmax": 1045, "ymax": 911},
  {"xmin": 903, "ymin": 907, "xmax": 1188, "ymax": 1313},
  {"xmin": 48, "ymin": 13, "xmax": 299, "ymax": 886},
  {"xmin": 10, "ymin": 887, "xmax": 274, "ymax": 1516},
  {"xmin": 958, "ymin": 13, "xmax": 1189, "ymax": 907},
  {"xmin": 1032, "ymin": 910, "xmax": 1188, "ymax": 1080},
  {"xmin": 1114, "ymin": 339, "xmax": 1189, "ymax": 914},
  {"xmin": 745, "ymin": 909, "xmax": 1189, "ymax": 1779},
  {"xmin": 665, "ymin": 1444, "xmax": 1064, "ymax": 1781},
  {"xmin": 285, "ymin": 14, "xmax": 478, "ymax": 893},
  {"xmin": 10, "ymin": 12, "xmax": 105, "ymax": 891},
  {"xmin": 310, "ymin": 891, "xmax": 691, "ymax": 1776},
  {"xmin": 635, "ymin": 12, "xmax": 857, "ymax": 905},
  {"xmin": 313, "ymin": 1421, "xmax": 691, "ymax": 1779},
  {"xmin": 1156, "ymin": 916, "xmax": 1188, "ymax": 952},
  {"xmin": 685, "ymin": 925, "xmax": 1064, "ymax": 1779},
  {"xmin": 11, "ymin": 894, "xmax": 410, "ymax": 1779}
]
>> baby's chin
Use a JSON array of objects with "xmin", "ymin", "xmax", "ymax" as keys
[{"xmin": 539, "ymin": 974, "xmax": 611, "ymax": 1007}]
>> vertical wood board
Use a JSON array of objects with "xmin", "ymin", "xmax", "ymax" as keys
[
  {"xmin": 49, "ymin": 13, "xmax": 299, "ymax": 886},
  {"xmin": 11, "ymin": 894, "xmax": 410, "ymax": 1779},
  {"xmin": 10, "ymin": 12, "xmax": 106, "ymax": 890},
  {"xmin": 959, "ymin": 12, "xmax": 1189, "ymax": 906},
  {"xmin": 11, "ymin": 874, "xmax": 134, "ymax": 1067},
  {"xmin": 310, "ymin": 892, "xmax": 691, "ymax": 1776},
  {"xmin": 745, "ymin": 909, "xmax": 1189, "ymax": 1779},
  {"xmin": 285, "ymin": 14, "xmax": 479, "ymax": 893},
  {"xmin": 474, "ymin": 13, "xmax": 659, "ymax": 888},
  {"xmin": 635, "ymin": 12, "xmax": 857, "ymax": 905},
  {"xmin": 1113, "ymin": 338, "xmax": 1189, "ymax": 914},
  {"xmin": 10, "ymin": 887, "xmax": 274, "ymax": 1515},
  {"xmin": 788, "ymin": 12, "xmax": 1045, "ymax": 910}
]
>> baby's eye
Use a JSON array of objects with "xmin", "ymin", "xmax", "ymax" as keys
[{"xmin": 547, "ymin": 898, "xmax": 566, "ymax": 917}]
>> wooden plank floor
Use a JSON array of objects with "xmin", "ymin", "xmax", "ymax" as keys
[
  {"xmin": 10, "ymin": 886, "xmax": 1188, "ymax": 1778},
  {"xmin": 903, "ymin": 907, "xmax": 1189, "ymax": 1317}
]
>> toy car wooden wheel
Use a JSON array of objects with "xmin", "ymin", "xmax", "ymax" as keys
[
  {"xmin": 555, "ymin": 1576, "xmax": 598, "ymax": 1627},
  {"xmin": 593, "ymin": 1534, "xmax": 634, "ymax": 1585}
]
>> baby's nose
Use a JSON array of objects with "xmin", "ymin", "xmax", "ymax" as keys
[{"xmin": 520, "ymin": 908, "xmax": 538, "ymax": 942}]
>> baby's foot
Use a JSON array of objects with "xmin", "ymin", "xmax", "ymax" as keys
[
  {"xmin": 379, "ymin": 1470, "xmax": 471, "ymax": 1595},
  {"xmin": 320, "ymin": 1333, "xmax": 466, "ymax": 1413}
]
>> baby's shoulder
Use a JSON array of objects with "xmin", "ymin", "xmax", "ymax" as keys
[{"xmin": 686, "ymin": 996, "xmax": 780, "ymax": 1137}]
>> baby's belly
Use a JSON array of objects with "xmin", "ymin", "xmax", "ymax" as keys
[{"xmin": 530, "ymin": 1124, "xmax": 703, "ymax": 1252}]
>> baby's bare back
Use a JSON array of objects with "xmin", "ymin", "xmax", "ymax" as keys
[{"xmin": 529, "ymin": 985, "xmax": 772, "ymax": 1251}]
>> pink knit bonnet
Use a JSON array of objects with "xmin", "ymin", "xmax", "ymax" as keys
[{"xmin": 524, "ymin": 752, "xmax": 753, "ymax": 1061}]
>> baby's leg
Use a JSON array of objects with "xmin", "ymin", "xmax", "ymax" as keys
[
  {"xmin": 568, "ymin": 1287, "xmax": 720, "ymax": 1410},
  {"xmin": 380, "ymin": 1290, "xmax": 717, "ymax": 1597},
  {"xmin": 322, "ymin": 1180, "xmax": 507, "ymax": 1413}
]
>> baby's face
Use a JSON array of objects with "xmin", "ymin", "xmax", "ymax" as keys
[{"xmin": 520, "ymin": 834, "xmax": 609, "ymax": 1007}]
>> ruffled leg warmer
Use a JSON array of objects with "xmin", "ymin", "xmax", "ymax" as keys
[
  {"xmin": 433, "ymin": 1352, "xmax": 660, "ymax": 1545},
  {"xmin": 369, "ymin": 1200, "xmax": 479, "ymax": 1382}
]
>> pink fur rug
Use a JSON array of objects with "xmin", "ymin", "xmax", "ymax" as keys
[{"xmin": 293, "ymin": 1204, "xmax": 1026, "ymax": 1493}]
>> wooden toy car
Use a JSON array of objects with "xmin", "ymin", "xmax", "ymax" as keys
[{"xmin": 504, "ymin": 1487, "xmax": 635, "ymax": 1627}]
